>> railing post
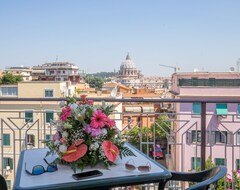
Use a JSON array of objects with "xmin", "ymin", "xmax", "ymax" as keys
[{"xmin": 201, "ymin": 102, "xmax": 206, "ymax": 170}]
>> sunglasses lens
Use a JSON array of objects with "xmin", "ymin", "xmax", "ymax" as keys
[
  {"xmin": 125, "ymin": 163, "xmax": 136, "ymax": 171},
  {"xmin": 32, "ymin": 165, "xmax": 45, "ymax": 175},
  {"xmin": 138, "ymin": 166, "xmax": 150, "ymax": 172},
  {"xmin": 47, "ymin": 164, "xmax": 58, "ymax": 172}
]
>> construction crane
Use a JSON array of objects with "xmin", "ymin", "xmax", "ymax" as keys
[{"xmin": 159, "ymin": 64, "xmax": 180, "ymax": 73}]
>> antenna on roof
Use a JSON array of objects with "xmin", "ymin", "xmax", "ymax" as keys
[{"xmin": 55, "ymin": 56, "xmax": 58, "ymax": 62}]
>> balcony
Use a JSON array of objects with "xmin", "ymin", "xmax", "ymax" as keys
[{"xmin": 0, "ymin": 97, "xmax": 239, "ymax": 189}]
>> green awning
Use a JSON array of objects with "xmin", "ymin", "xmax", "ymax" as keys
[{"xmin": 216, "ymin": 104, "xmax": 228, "ymax": 115}]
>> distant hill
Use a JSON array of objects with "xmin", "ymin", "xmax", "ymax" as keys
[{"xmin": 87, "ymin": 72, "xmax": 116, "ymax": 78}]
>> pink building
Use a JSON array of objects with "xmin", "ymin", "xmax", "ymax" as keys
[{"xmin": 171, "ymin": 72, "xmax": 240, "ymax": 175}]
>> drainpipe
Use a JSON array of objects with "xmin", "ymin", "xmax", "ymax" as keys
[{"xmin": 201, "ymin": 102, "xmax": 206, "ymax": 170}]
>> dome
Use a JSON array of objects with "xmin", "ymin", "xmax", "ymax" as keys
[{"xmin": 120, "ymin": 53, "xmax": 136, "ymax": 69}]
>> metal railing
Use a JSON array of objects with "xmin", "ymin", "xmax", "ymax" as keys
[{"xmin": 1, "ymin": 97, "xmax": 240, "ymax": 189}]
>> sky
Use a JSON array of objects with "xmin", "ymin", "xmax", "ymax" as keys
[{"xmin": 1, "ymin": 1, "xmax": 240, "ymax": 77}]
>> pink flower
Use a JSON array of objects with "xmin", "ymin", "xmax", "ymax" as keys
[
  {"xmin": 86, "ymin": 100, "xmax": 94, "ymax": 105},
  {"xmin": 90, "ymin": 110, "xmax": 107, "ymax": 129},
  {"xmin": 84, "ymin": 125, "xmax": 102, "ymax": 137},
  {"xmin": 52, "ymin": 132, "xmax": 60, "ymax": 141},
  {"xmin": 105, "ymin": 117, "xmax": 115, "ymax": 128},
  {"xmin": 102, "ymin": 140, "xmax": 119, "ymax": 163},
  {"xmin": 227, "ymin": 174, "xmax": 232, "ymax": 182},
  {"xmin": 80, "ymin": 94, "xmax": 87, "ymax": 100},
  {"xmin": 60, "ymin": 107, "xmax": 72, "ymax": 121}
]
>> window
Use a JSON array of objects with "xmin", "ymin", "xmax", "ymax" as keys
[
  {"xmin": 191, "ymin": 157, "xmax": 201, "ymax": 170},
  {"xmin": 215, "ymin": 158, "xmax": 225, "ymax": 166},
  {"xmin": 238, "ymin": 131, "xmax": 240, "ymax": 145},
  {"xmin": 216, "ymin": 104, "xmax": 228, "ymax": 115},
  {"xmin": 1, "ymin": 87, "xmax": 18, "ymax": 96},
  {"xmin": 45, "ymin": 134, "xmax": 51, "ymax": 141},
  {"xmin": 192, "ymin": 103, "xmax": 201, "ymax": 115},
  {"xmin": 192, "ymin": 130, "xmax": 201, "ymax": 143},
  {"xmin": 238, "ymin": 104, "xmax": 240, "ymax": 115},
  {"xmin": 25, "ymin": 111, "xmax": 33, "ymax": 123},
  {"xmin": 215, "ymin": 131, "xmax": 227, "ymax": 144},
  {"xmin": 3, "ymin": 157, "xmax": 13, "ymax": 170},
  {"xmin": 6, "ymin": 180, "xmax": 11, "ymax": 190},
  {"xmin": 45, "ymin": 89, "xmax": 53, "ymax": 97},
  {"xmin": 45, "ymin": 111, "xmax": 54, "ymax": 123},
  {"xmin": 236, "ymin": 159, "xmax": 240, "ymax": 170},
  {"xmin": 26, "ymin": 134, "xmax": 35, "ymax": 146},
  {"xmin": 2, "ymin": 134, "xmax": 10, "ymax": 146}
]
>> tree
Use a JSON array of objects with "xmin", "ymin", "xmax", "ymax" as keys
[
  {"xmin": 151, "ymin": 114, "xmax": 171, "ymax": 139},
  {"xmin": 0, "ymin": 73, "xmax": 23, "ymax": 84},
  {"xmin": 124, "ymin": 114, "xmax": 171, "ymax": 154},
  {"xmin": 84, "ymin": 75, "xmax": 104, "ymax": 90}
]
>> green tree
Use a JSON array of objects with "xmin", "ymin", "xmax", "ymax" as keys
[
  {"xmin": 152, "ymin": 114, "xmax": 171, "ymax": 139},
  {"xmin": 85, "ymin": 75, "xmax": 104, "ymax": 90},
  {"xmin": 0, "ymin": 73, "xmax": 23, "ymax": 84},
  {"xmin": 124, "ymin": 114, "xmax": 171, "ymax": 154}
]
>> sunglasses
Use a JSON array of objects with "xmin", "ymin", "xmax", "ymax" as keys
[
  {"xmin": 125, "ymin": 159, "xmax": 151, "ymax": 172},
  {"xmin": 25, "ymin": 158, "xmax": 58, "ymax": 175}
]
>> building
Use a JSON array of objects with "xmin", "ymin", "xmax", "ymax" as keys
[
  {"xmin": 171, "ymin": 72, "xmax": 240, "ymax": 173},
  {"xmin": 4, "ymin": 67, "xmax": 33, "ymax": 81},
  {"xmin": 116, "ymin": 53, "xmax": 171, "ymax": 89},
  {"xmin": 32, "ymin": 62, "xmax": 85, "ymax": 84}
]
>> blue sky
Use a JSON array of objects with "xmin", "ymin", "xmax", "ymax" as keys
[{"xmin": 1, "ymin": 0, "xmax": 240, "ymax": 77}]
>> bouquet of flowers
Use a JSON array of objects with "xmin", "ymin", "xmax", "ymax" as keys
[{"xmin": 46, "ymin": 95, "xmax": 134, "ymax": 172}]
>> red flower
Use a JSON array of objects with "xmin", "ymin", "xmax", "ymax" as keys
[
  {"xmin": 90, "ymin": 110, "xmax": 107, "ymax": 129},
  {"xmin": 62, "ymin": 139, "xmax": 87, "ymax": 162},
  {"xmin": 102, "ymin": 140, "xmax": 119, "ymax": 163}
]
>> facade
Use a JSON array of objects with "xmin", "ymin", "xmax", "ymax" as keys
[
  {"xmin": 4, "ymin": 67, "xmax": 33, "ymax": 81},
  {"xmin": 116, "ymin": 53, "xmax": 171, "ymax": 89},
  {"xmin": 32, "ymin": 62, "xmax": 84, "ymax": 84},
  {"xmin": 171, "ymin": 72, "xmax": 240, "ymax": 174}
]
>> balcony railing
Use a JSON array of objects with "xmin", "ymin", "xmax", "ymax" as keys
[{"xmin": 1, "ymin": 97, "xmax": 240, "ymax": 189}]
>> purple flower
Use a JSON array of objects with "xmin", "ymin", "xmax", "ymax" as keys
[{"xmin": 84, "ymin": 125, "xmax": 102, "ymax": 137}]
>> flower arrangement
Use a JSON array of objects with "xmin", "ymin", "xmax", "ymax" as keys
[{"xmin": 46, "ymin": 95, "xmax": 134, "ymax": 172}]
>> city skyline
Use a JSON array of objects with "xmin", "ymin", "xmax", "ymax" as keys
[{"xmin": 1, "ymin": 1, "xmax": 240, "ymax": 77}]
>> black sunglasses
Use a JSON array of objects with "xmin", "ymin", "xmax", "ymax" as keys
[{"xmin": 25, "ymin": 158, "xmax": 58, "ymax": 175}]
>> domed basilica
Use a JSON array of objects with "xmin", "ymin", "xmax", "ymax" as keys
[{"xmin": 116, "ymin": 53, "xmax": 170, "ymax": 89}]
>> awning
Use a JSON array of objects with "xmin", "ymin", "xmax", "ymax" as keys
[{"xmin": 216, "ymin": 104, "xmax": 228, "ymax": 115}]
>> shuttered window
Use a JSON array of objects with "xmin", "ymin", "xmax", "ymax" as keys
[
  {"xmin": 191, "ymin": 157, "xmax": 201, "ymax": 170},
  {"xmin": 192, "ymin": 103, "xmax": 201, "ymax": 115},
  {"xmin": 46, "ymin": 111, "xmax": 54, "ymax": 123},
  {"xmin": 3, "ymin": 134, "xmax": 10, "ymax": 146},
  {"xmin": 215, "ymin": 158, "xmax": 225, "ymax": 166},
  {"xmin": 45, "ymin": 134, "xmax": 51, "ymax": 141},
  {"xmin": 216, "ymin": 104, "xmax": 228, "ymax": 115},
  {"xmin": 236, "ymin": 159, "xmax": 240, "ymax": 170},
  {"xmin": 3, "ymin": 157, "xmax": 13, "ymax": 169},
  {"xmin": 25, "ymin": 111, "xmax": 33, "ymax": 123}
]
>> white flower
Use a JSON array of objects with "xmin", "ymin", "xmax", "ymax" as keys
[
  {"xmin": 54, "ymin": 140, "xmax": 60, "ymax": 146},
  {"xmin": 59, "ymin": 145, "xmax": 67, "ymax": 153},
  {"xmin": 69, "ymin": 103, "xmax": 78, "ymax": 111},
  {"xmin": 90, "ymin": 142, "xmax": 99, "ymax": 151},
  {"xmin": 101, "ymin": 128, "xmax": 107, "ymax": 136},
  {"xmin": 62, "ymin": 131, "xmax": 69, "ymax": 138},
  {"xmin": 59, "ymin": 101, "xmax": 65, "ymax": 107}
]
